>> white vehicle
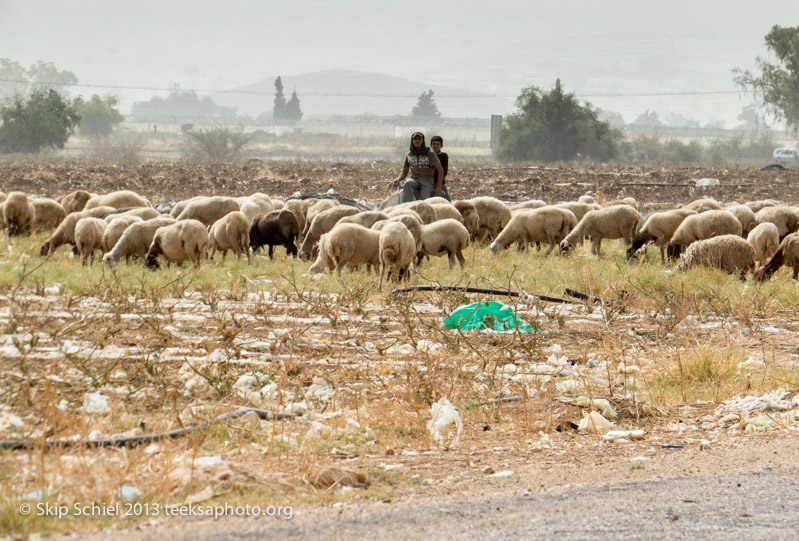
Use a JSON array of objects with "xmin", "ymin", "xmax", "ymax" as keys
[{"xmin": 773, "ymin": 148, "xmax": 798, "ymax": 162}]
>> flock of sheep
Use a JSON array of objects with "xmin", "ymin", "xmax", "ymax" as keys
[{"xmin": 1, "ymin": 186, "xmax": 799, "ymax": 284}]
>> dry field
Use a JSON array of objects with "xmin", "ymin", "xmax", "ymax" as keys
[{"xmin": 2, "ymin": 160, "xmax": 799, "ymax": 538}]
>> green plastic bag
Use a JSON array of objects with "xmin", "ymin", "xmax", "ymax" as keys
[{"xmin": 442, "ymin": 301, "xmax": 535, "ymax": 332}]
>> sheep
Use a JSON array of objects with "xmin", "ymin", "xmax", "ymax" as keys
[
  {"xmin": 578, "ymin": 194, "xmax": 596, "ymax": 205},
  {"xmin": 430, "ymin": 203, "xmax": 464, "ymax": 223},
  {"xmin": 394, "ymin": 200, "xmax": 436, "ymax": 224},
  {"xmin": 667, "ymin": 210, "xmax": 743, "ymax": 255},
  {"xmin": 209, "ymin": 211, "xmax": 250, "ymax": 262},
  {"xmin": 58, "ymin": 190, "xmax": 92, "ymax": 214},
  {"xmin": 554, "ymin": 201, "xmax": 601, "ymax": 222},
  {"xmin": 85, "ymin": 190, "xmax": 151, "ymax": 210},
  {"xmin": 425, "ymin": 196, "xmax": 450, "ymax": 205},
  {"xmin": 145, "ymin": 219, "xmax": 210, "ymax": 269},
  {"xmin": 3, "ymin": 192, "xmax": 35, "ymax": 236},
  {"xmin": 102, "ymin": 216, "xmax": 177, "ymax": 264},
  {"xmin": 676, "ymin": 234, "xmax": 755, "ymax": 279},
  {"xmin": 239, "ymin": 197, "xmax": 274, "ymax": 224},
  {"xmin": 560, "ymin": 205, "xmax": 642, "ymax": 256},
  {"xmin": 726, "ymin": 204, "xmax": 757, "ymax": 236},
  {"xmin": 298, "ymin": 205, "xmax": 360, "ymax": 261},
  {"xmin": 249, "ymin": 209, "xmax": 300, "ymax": 259},
  {"xmin": 31, "ymin": 198, "xmax": 66, "ymax": 232},
  {"xmin": 510, "ymin": 200, "xmax": 547, "ymax": 212},
  {"xmin": 746, "ymin": 200, "xmax": 779, "ymax": 214},
  {"xmin": 372, "ymin": 214, "xmax": 424, "ymax": 252},
  {"xmin": 468, "ymin": 197, "xmax": 512, "ymax": 242},
  {"xmin": 302, "ymin": 199, "xmax": 339, "ymax": 237},
  {"xmin": 308, "ymin": 223, "xmax": 381, "ymax": 275},
  {"xmin": 176, "ymin": 196, "xmax": 240, "ymax": 226},
  {"xmin": 490, "ymin": 207, "xmax": 576, "ymax": 256},
  {"xmin": 747, "ymin": 222, "xmax": 780, "ymax": 267},
  {"xmin": 681, "ymin": 198, "xmax": 722, "ymax": 213},
  {"xmin": 106, "ymin": 207, "xmax": 160, "ymax": 223},
  {"xmin": 452, "ymin": 200, "xmax": 481, "ymax": 239},
  {"xmin": 378, "ymin": 222, "xmax": 416, "ymax": 288},
  {"xmin": 419, "ymin": 218, "xmax": 470, "ymax": 269},
  {"xmin": 101, "ymin": 215, "xmax": 143, "ymax": 253},
  {"xmin": 0, "ymin": 202, "xmax": 5, "ymax": 231},
  {"xmin": 170, "ymin": 196, "xmax": 206, "ymax": 218},
  {"xmin": 754, "ymin": 233, "xmax": 799, "ymax": 281},
  {"xmin": 270, "ymin": 198, "xmax": 285, "ymax": 210},
  {"xmin": 602, "ymin": 197, "xmax": 639, "ymax": 209},
  {"xmin": 283, "ymin": 199, "xmax": 307, "ymax": 236},
  {"xmin": 754, "ymin": 205, "xmax": 799, "ymax": 240},
  {"xmin": 626, "ymin": 209, "xmax": 697, "ymax": 262},
  {"xmin": 39, "ymin": 206, "xmax": 118, "ymax": 256},
  {"xmin": 338, "ymin": 210, "xmax": 390, "ymax": 229},
  {"xmin": 386, "ymin": 207, "xmax": 424, "ymax": 224},
  {"xmin": 74, "ymin": 217, "xmax": 107, "ymax": 265}
]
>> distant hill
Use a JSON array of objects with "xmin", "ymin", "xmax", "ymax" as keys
[{"xmin": 209, "ymin": 69, "xmax": 513, "ymax": 119}]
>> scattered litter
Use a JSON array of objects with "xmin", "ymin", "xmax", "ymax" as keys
[
  {"xmin": 603, "ymin": 430, "xmax": 646, "ymax": 442},
  {"xmin": 568, "ymin": 396, "xmax": 617, "ymax": 419},
  {"xmin": 83, "ymin": 392, "xmax": 111, "ymax": 414},
  {"xmin": 233, "ymin": 374, "xmax": 258, "ymax": 390},
  {"xmin": 488, "ymin": 470, "xmax": 514, "ymax": 478},
  {"xmin": 578, "ymin": 411, "xmax": 614, "ymax": 434},
  {"xmin": 695, "ymin": 177, "xmax": 720, "ymax": 187},
  {"xmin": 442, "ymin": 301, "xmax": 535, "ymax": 332},
  {"xmin": 427, "ymin": 397, "xmax": 463, "ymax": 448},
  {"xmin": 193, "ymin": 456, "xmax": 223, "ymax": 467}
]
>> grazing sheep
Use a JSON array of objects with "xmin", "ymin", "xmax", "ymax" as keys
[
  {"xmin": 170, "ymin": 196, "xmax": 206, "ymax": 218},
  {"xmin": 85, "ymin": 190, "xmax": 151, "ymax": 210},
  {"xmin": 430, "ymin": 203, "xmax": 464, "ymax": 223},
  {"xmin": 209, "ymin": 211, "xmax": 250, "ymax": 262},
  {"xmin": 578, "ymin": 195, "xmax": 596, "ymax": 204},
  {"xmin": 338, "ymin": 210, "xmax": 390, "ymax": 229},
  {"xmin": 0, "ymin": 202, "xmax": 5, "ymax": 230},
  {"xmin": 31, "ymin": 198, "xmax": 67, "ymax": 232},
  {"xmin": 386, "ymin": 206, "xmax": 424, "ymax": 224},
  {"xmin": 626, "ymin": 209, "xmax": 696, "ymax": 262},
  {"xmin": 283, "ymin": 199, "xmax": 307, "ymax": 236},
  {"xmin": 0, "ymin": 192, "xmax": 6, "ymax": 204},
  {"xmin": 560, "ymin": 205, "xmax": 642, "ymax": 256},
  {"xmin": 668, "ymin": 210, "xmax": 742, "ymax": 254},
  {"xmin": 372, "ymin": 214, "xmax": 424, "ymax": 252},
  {"xmin": 754, "ymin": 205, "xmax": 799, "ymax": 240},
  {"xmin": 106, "ymin": 207, "xmax": 160, "ymax": 223},
  {"xmin": 603, "ymin": 197, "xmax": 639, "ymax": 209},
  {"xmin": 102, "ymin": 216, "xmax": 177, "ymax": 264},
  {"xmin": 39, "ymin": 206, "xmax": 118, "ymax": 255},
  {"xmin": 145, "ymin": 219, "xmax": 210, "ymax": 269},
  {"xmin": 394, "ymin": 200, "xmax": 436, "ymax": 225},
  {"xmin": 747, "ymin": 222, "xmax": 780, "ymax": 267},
  {"xmin": 58, "ymin": 190, "xmax": 92, "ymax": 214},
  {"xmin": 510, "ymin": 200, "xmax": 547, "ymax": 212},
  {"xmin": 469, "ymin": 197, "xmax": 512, "ymax": 242},
  {"xmin": 298, "ymin": 205, "xmax": 360, "ymax": 260},
  {"xmin": 249, "ymin": 209, "xmax": 300, "ymax": 259},
  {"xmin": 490, "ymin": 207, "xmax": 576, "ymax": 255},
  {"xmin": 419, "ymin": 218, "xmax": 470, "ymax": 269},
  {"xmin": 3, "ymin": 192, "xmax": 35, "ymax": 236},
  {"xmin": 746, "ymin": 200, "xmax": 779, "ymax": 214},
  {"xmin": 239, "ymin": 197, "xmax": 274, "ymax": 224},
  {"xmin": 425, "ymin": 196, "xmax": 450, "ymax": 205},
  {"xmin": 308, "ymin": 223, "xmax": 381, "ymax": 275},
  {"xmin": 378, "ymin": 222, "xmax": 416, "ymax": 288},
  {"xmin": 452, "ymin": 200, "xmax": 481, "ymax": 239},
  {"xmin": 554, "ymin": 201, "xmax": 601, "ymax": 222},
  {"xmin": 74, "ymin": 217, "xmax": 107, "ymax": 265},
  {"xmin": 302, "ymin": 199, "xmax": 339, "ymax": 236},
  {"xmin": 726, "ymin": 204, "xmax": 757, "ymax": 236},
  {"xmin": 101, "ymin": 215, "xmax": 143, "ymax": 253},
  {"xmin": 270, "ymin": 198, "xmax": 285, "ymax": 210},
  {"xmin": 681, "ymin": 198, "xmax": 722, "ymax": 213},
  {"xmin": 676, "ymin": 234, "xmax": 755, "ymax": 278},
  {"xmin": 754, "ymin": 233, "xmax": 799, "ymax": 281},
  {"xmin": 176, "ymin": 196, "xmax": 239, "ymax": 226}
]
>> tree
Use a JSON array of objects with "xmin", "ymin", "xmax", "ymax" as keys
[
  {"xmin": 411, "ymin": 89, "xmax": 442, "ymax": 119},
  {"xmin": 284, "ymin": 89, "xmax": 303, "ymax": 121},
  {"xmin": 75, "ymin": 94, "xmax": 124, "ymax": 141},
  {"xmin": 734, "ymin": 25, "xmax": 799, "ymax": 133},
  {"xmin": 130, "ymin": 89, "xmax": 238, "ymax": 123},
  {"xmin": 494, "ymin": 79, "xmax": 621, "ymax": 162},
  {"xmin": 0, "ymin": 88, "xmax": 81, "ymax": 154},
  {"xmin": 182, "ymin": 127, "xmax": 255, "ymax": 161},
  {"xmin": 273, "ymin": 77, "xmax": 287, "ymax": 121},
  {"xmin": 0, "ymin": 58, "xmax": 78, "ymax": 101},
  {"xmin": 633, "ymin": 110, "xmax": 664, "ymax": 129}
]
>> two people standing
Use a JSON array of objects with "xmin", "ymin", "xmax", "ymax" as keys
[{"xmin": 392, "ymin": 132, "xmax": 450, "ymax": 203}]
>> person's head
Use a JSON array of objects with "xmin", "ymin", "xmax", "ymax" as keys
[
  {"xmin": 430, "ymin": 135, "xmax": 443, "ymax": 153},
  {"xmin": 409, "ymin": 132, "xmax": 428, "ymax": 155}
]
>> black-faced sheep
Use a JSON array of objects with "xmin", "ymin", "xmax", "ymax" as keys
[
  {"xmin": 3, "ymin": 192, "xmax": 35, "ymax": 236},
  {"xmin": 490, "ymin": 207, "xmax": 575, "ymax": 255},
  {"xmin": 145, "ymin": 219, "xmax": 210, "ymax": 269},
  {"xmin": 627, "ymin": 209, "xmax": 696, "ymax": 262},
  {"xmin": 378, "ymin": 222, "xmax": 416, "ymax": 288},
  {"xmin": 419, "ymin": 218, "xmax": 470, "ymax": 269},
  {"xmin": 560, "ymin": 205, "xmax": 642, "ymax": 256},
  {"xmin": 298, "ymin": 205, "xmax": 360, "ymax": 261},
  {"xmin": 747, "ymin": 222, "xmax": 780, "ymax": 267},
  {"xmin": 209, "ymin": 210, "xmax": 250, "ymax": 262},
  {"xmin": 249, "ymin": 209, "xmax": 300, "ymax": 259},
  {"xmin": 102, "ymin": 216, "xmax": 176, "ymax": 264},
  {"xmin": 667, "ymin": 210, "xmax": 742, "ymax": 255},
  {"xmin": 676, "ymin": 234, "xmax": 755, "ymax": 279},
  {"xmin": 74, "ymin": 217, "xmax": 107, "ymax": 265},
  {"xmin": 755, "ymin": 233, "xmax": 799, "ymax": 281}
]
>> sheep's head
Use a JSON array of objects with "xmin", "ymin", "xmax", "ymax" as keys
[
  {"xmin": 39, "ymin": 242, "xmax": 52, "ymax": 256},
  {"xmin": 559, "ymin": 239, "xmax": 573, "ymax": 253},
  {"xmin": 489, "ymin": 240, "xmax": 506, "ymax": 253}
]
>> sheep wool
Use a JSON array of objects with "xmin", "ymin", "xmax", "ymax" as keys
[{"xmin": 676, "ymin": 234, "xmax": 755, "ymax": 278}]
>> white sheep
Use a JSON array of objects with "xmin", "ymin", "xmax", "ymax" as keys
[
  {"xmin": 747, "ymin": 222, "xmax": 780, "ymax": 267},
  {"xmin": 145, "ymin": 219, "xmax": 210, "ymax": 269},
  {"xmin": 209, "ymin": 211, "xmax": 250, "ymax": 262},
  {"xmin": 676, "ymin": 234, "xmax": 755, "ymax": 278},
  {"xmin": 239, "ymin": 196, "xmax": 274, "ymax": 224},
  {"xmin": 298, "ymin": 205, "xmax": 360, "ymax": 260},
  {"xmin": 668, "ymin": 210, "xmax": 742, "ymax": 253},
  {"xmin": 102, "ymin": 216, "xmax": 177, "ymax": 264},
  {"xmin": 726, "ymin": 205, "xmax": 757, "ymax": 236},
  {"xmin": 430, "ymin": 203, "xmax": 464, "ymax": 223},
  {"xmin": 302, "ymin": 199, "xmax": 339, "ymax": 236},
  {"xmin": 283, "ymin": 199, "xmax": 307, "ymax": 235},
  {"xmin": 176, "ymin": 196, "xmax": 239, "ymax": 226},
  {"xmin": 746, "ymin": 200, "xmax": 779, "ymax": 214},
  {"xmin": 84, "ymin": 190, "xmax": 151, "ymax": 210},
  {"xmin": 101, "ymin": 215, "xmax": 143, "ymax": 253},
  {"xmin": 755, "ymin": 233, "xmax": 799, "ymax": 281},
  {"xmin": 559, "ymin": 205, "xmax": 642, "ymax": 256},
  {"xmin": 338, "ymin": 210, "xmax": 390, "ymax": 229},
  {"xmin": 452, "ymin": 200, "xmax": 481, "ymax": 239},
  {"xmin": 627, "ymin": 208, "xmax": 696, "ymax": 262},
  {"xmin": 554, "ymin": 201, "xmax": 601, "ymax": 222},
  {"xmin": 170, "ymin": 195, "xmax": 206, "ymax": 218},
  {"xmin": 308, "ymin": 223, "xmax": 381, "ymax": 275},
  {"xmin": 392, "ymin": 200, "xmax": 436, "ymax": 224},
  {"xmin": 58, "ymin": 190, "xmax": 93, "ymax": 214},
  {"xmin": 372, "ymin": 214, "xmax": 424, "ymax": 252},
  {"xmin": 74, "ymin": 217, "xmax": 107, "ymax": 265},
  {"xmin": 754, "ymin": 205, "xmax": 799, "ymax": 239},
  {"xmin": 510, "ymin": 200, "xmax": 547, "ymax": 212},
  {"xmin": 105, "ymin": 207, "xmax": 160, "ymax": 223},
  {"xmin": 419, "ymin": 218, "xmax": 470, "ymax": 269},
  {"xmin": 490, "ymin": 207, "xmax": 575, "ymax": 255},
  {"xmin": 468, "ymin": 197, "xmax": 512, "ymax": 242},
  {"xmin": 681, "ymin": 198, "xmax": 722, "ymax": 213},
  {"xmin": 39, "ymin": 206, "xmax": 117, "ymax": 256},
  {"xmin": 378, "ymin": 222, "xmax": 416, "ymax": 288},
  {"xmin": 3, "ymin": 191, "xmax": 35, "ymax": 236},
  {"xmin": 31, "ymin": 198, "xmax": 66, "ymax": 232}
]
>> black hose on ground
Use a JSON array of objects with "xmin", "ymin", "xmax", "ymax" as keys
[
  {"xmin": 389, "ymin": 285, "xmax": 573, "ymax": 304},
  {"xmin": 0, "ymin": 407, "xmax": 298, "ymax": 452}
]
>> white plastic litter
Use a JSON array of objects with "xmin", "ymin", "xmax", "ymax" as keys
[
  {"xmin": 696, "ymin": 177, "xmax": 720, "ymax": 187},
  {"xmin": 602, "ymin": 429, "xmax": 646, "ymax": 442},
  {"xmin": 578, "ymin": 411, "xmax": 614, "ymax": 434},
  {"xmin": 427, "ymin": 397, "xmax": 463, "ymax": 448},
  {"xmin": 83, "ymin": 392, "xmax": 111, "ymax": 414},
  {"xmin": 571, "ymin": 396, "xmax": 617, "ymax": 419},
  {"xmin": 233, "ymin": 374, "xmax": 258, "ymax": 390}
]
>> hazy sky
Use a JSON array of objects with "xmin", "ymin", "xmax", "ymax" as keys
[{"xmin": 1, "ymin": 0, "xmax": 795, "ymax": 124}]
